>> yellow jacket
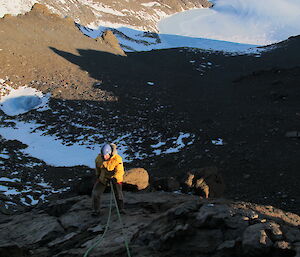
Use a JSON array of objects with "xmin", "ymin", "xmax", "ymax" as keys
[{"xmin": 95, "ymin": 144, "xmax": 124, "ymax": 184}]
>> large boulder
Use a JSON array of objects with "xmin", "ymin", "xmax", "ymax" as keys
[
  {"xmin": 242, "ymin": 223, "xmax": 273, "ymax": 256},
  {"xmin": 123, "ymin": 168, "xmax": 149, "ymax": 191},
  {"xmin": 181, "ymin": 166, "xmax": 225, "ymax": 198}
]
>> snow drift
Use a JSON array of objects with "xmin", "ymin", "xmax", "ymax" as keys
[{"xmin": 158, "ymin": 0, "xmax": 300, "ymax": 45}]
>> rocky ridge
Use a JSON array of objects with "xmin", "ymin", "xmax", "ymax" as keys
[
  {"xmin": 0, "ymin": 192, "xmax": 299, "ymax": 257},
  {"xmin": 0, "ymin": 0, "xmax": 212, "ymax": 31}
]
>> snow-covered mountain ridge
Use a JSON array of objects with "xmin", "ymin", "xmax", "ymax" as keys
[{"xmin": 0, "ymin": 0, "xmax": 212, "ymax": 31}]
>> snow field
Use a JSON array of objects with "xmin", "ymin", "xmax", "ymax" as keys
[
  {"xmin": 158, "ymin": 0, "xmax": 300, "ymax": 45},
  {"xmin": 78, "ymin": 25, "xmax": 260, "ymax": 54},
  {"xmin": 0, "ymin": 0, "xmax": 38, "ymax": 17}
]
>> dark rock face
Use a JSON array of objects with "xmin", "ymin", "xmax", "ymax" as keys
[
  {"xmin": 181, "ymin": 167, "xmax": 225, "ymax": 198},
  {"xmin": 70, "ymin": 175, "xmax": 95, "ymax": 196},
  {"xmin": 1, "ymin": 193, "xmax": 299, "ymax": 257},
  {"xmin": 152, "ymin": 176, "xmax": 180, "ymax": 192},
  {"xmin": 132, "ymin": 199, "xmax": 300, "ymax": 257},
  {"xmin": 0, "ymin": 212, "xmax": 64, "ymax": 257}
]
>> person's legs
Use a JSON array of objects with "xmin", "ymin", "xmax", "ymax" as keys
[
  {"xmin": 92, "ymin": 181, "xmax": 106, "ymax": 214},
  {"xmin": 112, "ymin": 182, "xmax": 124, "ymax": 212}
]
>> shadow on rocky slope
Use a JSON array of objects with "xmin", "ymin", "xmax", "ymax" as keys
[{"xmin": 48, "ymin": 41, "xmax": 300, "ymax": 214}]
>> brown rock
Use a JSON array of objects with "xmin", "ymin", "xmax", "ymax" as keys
[
  {"xmin": 2, "ymin": 14, "xmax": 13, "ymax": 19},
  {"xmin": 265, "ymin": 221, "xmax": 283, "ymax": 241},
  {"xmin": 182, "ymin": 166, "xmax": 225, "ymax": 198},
  {"xmin": 274, "ymin": 241, "xmax": 291, "ymax": 249},
  {"xmin": 31, "ymin": 3, "xmax": 55, "ymax": 16},
  {"xmin": 101, "ymin": 30, "xmax": 126, "ymax": 56},
  {"xmin": 123, "ymin": 168, "xmax": 149, "ymax": 190},
  {"xmin": 273, "ymin": 241, "xmax": 295, "ymax": 257},
  {"xmin": 242, "ymin": 223, "xmax": 273, "ymax": 256}
]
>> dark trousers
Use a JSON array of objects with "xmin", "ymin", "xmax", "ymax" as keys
[{"xmin": 92, "ymin": 180, "xmax": 124, "ymax": 212}]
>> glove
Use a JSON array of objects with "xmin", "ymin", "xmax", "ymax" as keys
[{"xmin": 109, "ymin": 177, "xmax": 117, "ymax": 184}]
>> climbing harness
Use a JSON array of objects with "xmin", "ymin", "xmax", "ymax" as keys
[{"xmin": 83, "ymin": 181, "xmax": 132, "ymax": 257}]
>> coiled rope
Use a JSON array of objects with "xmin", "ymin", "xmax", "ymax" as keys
[{"xmin": 83, "ymin": 181, "xmax": 132, "ymax": 257}]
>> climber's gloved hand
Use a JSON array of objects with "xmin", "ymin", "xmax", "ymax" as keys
[{"xmin": 109, "ymin": 177, "xmax": 117, "ymax": 184}]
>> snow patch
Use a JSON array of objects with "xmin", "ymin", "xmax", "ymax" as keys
[
  {"xmin": 0, "ymin": 185, "xmax": 21, "ymax": 196},
  {"xmin": 80, "ymin": 0, "xmax": 126, "ymax": 16},
  {"xmin": 0, "ymin": 83, "xmax": 50, "ymax": 116},
  {"xmin": 0, "ymin": 177, "xmax": 20, "ymax": 183},
  {"xmin": 0, "ymin": 153, "xmax": 10, "ymax": 159},
  {"xmin": 0, "ymin": 0, "xmax": 38, "ymax": 18},
  {"xmin": 79, "ymin": 25, "xmax": 260, "ymax": 54},
  {"xmin": 212, "ymin": 138, "xmax": 224, "ymax": 145},
  {"xmin": 141, "ymin": 2, "xmax": 161, "ymax": 7},
  {"xmin": 151, "ymin": 133, "xmax": 195, "ymax": 155},
  {"xmin": 165, "ymin": 133, "xmax": 194, "ymax": 153},
  {"xmin": 0, "ymin": 120, "xmax": 132, "ymax": 167},
  {"xmin": 151, "ymin": 141, "xmax": 166, "ymax": 148}
]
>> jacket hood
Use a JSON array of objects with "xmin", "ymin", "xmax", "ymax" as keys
[{"xmin": 110, "ymin": 143, "xmax": 118, "ymax": 157}]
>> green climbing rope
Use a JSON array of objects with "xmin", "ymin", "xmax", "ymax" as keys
[
  {"xmin": 110, "ymin": 181, "xmax": 132, "ymax": 257},
  {"xmin": 83, "ymin": 186, "xmax": 113, "ymax": 257},
  {"xmin": 83, "ymin": 181, "xmax": 132, "ymax": 257}
]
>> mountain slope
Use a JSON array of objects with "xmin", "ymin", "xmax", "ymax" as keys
[
  {"xmin": 0, "ymin": 3, "xmax": 300, "ymax": 215},
  {"xmin": 0, "ymin": 0, "xmax": 212, "ymax": 31},
  {"xmin": 0, "ymin": 4, "xmax": 123, "ymax": 100}
]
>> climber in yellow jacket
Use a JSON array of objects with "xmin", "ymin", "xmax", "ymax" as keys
[{"xmin": 92, "ymin": 143, "xmax": 125, "ymax": 216}]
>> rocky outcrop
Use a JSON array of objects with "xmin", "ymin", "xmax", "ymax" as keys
[
  {"xmin": 0, "ymin": 193, "xmax": 299, "ymax": 257},
  {"xmin": 132, "ymin": 199, "xmax": 299, "ymax": 257},
  {"xmin": 100, "ymin": 30, "xmax": 126, "ymax": 56},
  {"xmin": 31, "ymin": 3, "xmax": 56, "ymax": 16},
  {"xmin": 181, "ymin": 166, "xmax": 225, "ymax": 198}
]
